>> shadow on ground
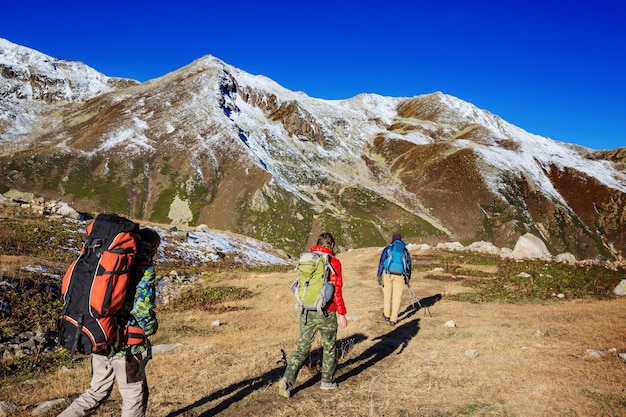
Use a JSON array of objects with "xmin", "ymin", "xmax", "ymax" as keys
[
  {"xmin": 164, "ymin": 298, "xmax": 437, "ymax": 415},
  {"xmin": 165, "ymin": 334, "xmax": 368, "ymax": 416},
  {"xmin": 399, "ymin": 292, "xmax": 443, "ymax": 319},
  {"xmin": 334, "ymin": 318, "xmax": 421, "ymax": 385}
]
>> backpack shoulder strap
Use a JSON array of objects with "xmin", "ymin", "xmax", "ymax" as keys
[
  {"xmin": 311, "ymin": 251, "xmax": 336, "ymax": 278},
  {"xmin": 326, "ymin": 254, "xmax": 337, "ymax": 277}
]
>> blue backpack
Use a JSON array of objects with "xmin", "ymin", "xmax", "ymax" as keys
[{"xmin": 384, "ymin": 240, "xmax": 408, "ymax": 276}]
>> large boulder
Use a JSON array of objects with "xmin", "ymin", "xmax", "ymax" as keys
[
  {"xmin": 613, "ymin": 279, "xmax": 626, "ymax": 296},
  {"xmin": 3, "ymin": 189, "xmax": 35, "ymax": 203},
  {"xmin": 51, "ymin": 201, "xmax": 81, "ymax": 220},
  {"xmin": 555, "ymin": 252, "xmax": 577, "ymax": 264},
  {"xmin": 512, "ymin": 233, "xmax": 551, "ymax": 260},
  {"xmin": 468, "ymin": 241, "xmax": 500, "ymax": 255}
]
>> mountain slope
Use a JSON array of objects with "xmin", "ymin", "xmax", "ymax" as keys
[
  {"xmin": 0, "ymin": 38, "xmax": 624, "ymax": 259},
  {"xmin": 0, "ymin": 38, "xmax": 138, "ymax": 150}
]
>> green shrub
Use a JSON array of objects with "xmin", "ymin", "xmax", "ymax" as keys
[
  {"xmin": 0, "ymin": 349, "xmax": 74, "ymax": 381},
  {"xmin": 162, "ymin": 285, "xmax": 254, "ymax": 312},
  {"xmin": 0, "ymin": 274, "xmax": 62, "ymax": 336},
  {"xmin": 449, "ymin": 259, "xmax": 623, "ymax": 303}
]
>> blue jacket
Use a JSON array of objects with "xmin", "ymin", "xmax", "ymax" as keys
[{"xmin": 377, "ymin": 240, "xmax": 412, "ymax": 281}]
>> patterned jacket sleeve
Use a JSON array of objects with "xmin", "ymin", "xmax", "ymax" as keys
[{"xmin": 129, "ymin": 263, "xmax": 158, "ymax": 337}]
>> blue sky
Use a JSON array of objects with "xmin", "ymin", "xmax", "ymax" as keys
[{"xmin": 2, "ymin": 1, "xmax": 624, "ymax": 150}]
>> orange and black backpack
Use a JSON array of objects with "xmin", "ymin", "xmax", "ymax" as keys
[{"xmin": 58, "ymin": 214, "xmax": 140, "ymax": 358}]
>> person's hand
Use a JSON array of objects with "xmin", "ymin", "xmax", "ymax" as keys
[
  {"xmin": 338, "ymin": 314, "xmax": 348, "ymax": 328},
  {"xmin": 377, "ymin": 276, "xmax": 383, "ymax": 286}
]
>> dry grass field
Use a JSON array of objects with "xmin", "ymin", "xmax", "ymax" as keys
[{"xmin": 3, "ymin": 247, "xmax": 626, "ymax": 417}]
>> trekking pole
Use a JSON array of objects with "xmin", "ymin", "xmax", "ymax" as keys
[{"xmin": 406, "ymin": 284, "xmax": 431, "ymax": 317}]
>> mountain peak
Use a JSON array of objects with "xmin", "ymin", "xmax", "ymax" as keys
[{"xmin": 0, "ymin": 38, "xmax": 624, "ymax": 260}]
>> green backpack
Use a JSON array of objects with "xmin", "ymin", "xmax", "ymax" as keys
[{"xmin": 290, "ymin": 251, "xmax": 335, "ymax": 313}]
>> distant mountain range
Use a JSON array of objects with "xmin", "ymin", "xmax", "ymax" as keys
[{"xmin": 1, "ymin": 38, "xmax": 624, "ymax": 259}]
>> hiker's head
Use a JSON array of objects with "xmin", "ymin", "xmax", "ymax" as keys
[
  {"xmin": 392, "ymin": 233, "xmax": 402, "ymax": 242},
  {"xmin": 316, "ymin": 232, "xmax": 336, "ymax": 250},
  {"xmin": 140, "ymin": 228, "xmax": 161, "ymax": 257}
]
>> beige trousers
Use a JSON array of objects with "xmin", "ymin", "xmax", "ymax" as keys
[
  {"xmin": 57, "ymin": 353, "xmax": 148, "ymax": 417},
  {"xmin": 382, "ymin": 272, "xmax": 405, "ymax": 322}
]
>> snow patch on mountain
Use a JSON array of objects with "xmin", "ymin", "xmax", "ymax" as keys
[{"xmin": 0, "ymin": 37, "xmax": 117, "ymax": 102}]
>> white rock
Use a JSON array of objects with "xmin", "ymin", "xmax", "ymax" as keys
[
  {"xmin": 408, "ymin": 243, "xmax": 430, "ymax": 251},
  {"xmin": 583, "ymin": 349, "xmax": 605, "ymax": 358},
  {"xmin": 53, "ymin": 202, "xmax": 81, "ymax": 220},
  {"xmin": 465, "ymin": 349, "xmax": 479, "ymax": 358},
  {"xmin": 436, "ymin": 242, "xmax": 465, "ymax": 251},
  {"xmin": 151, "ymin": 343, "xmax": 183, "ymax": 354},
  {"xmin": 468, "ymin": 241, "xmax": 499, "ymax": 255},
  {"xmin": 0, "ymin": 402, "xmax": 17, "ymax": 417},
  {"xmin": 555, "ymin": 252, "xmax": 577, "ymax": 264},
  {"xmin": 444, "ymin": 320, "xmax": 456, "ymax": 328},
  {"xmin": 31, "ymin": 399, "xmax": 67, "ymax": 416},
  {"xmin": 512, "ymin": 233, "xmax": 552, "ymax": 260},
  {"xmin": 613, "ymin": 279, "xmax": 626, "ymax": 296}
]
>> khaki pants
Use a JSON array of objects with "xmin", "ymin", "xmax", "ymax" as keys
[
  {"xmin": 382, "ymin": 273, "xmax": 405, "ymax": 322},
  {"xmin": 58, "ymin": 353, "xmax": 148, "ymax": 417}
]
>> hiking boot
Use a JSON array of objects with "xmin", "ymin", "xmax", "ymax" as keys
[
  {"xmin": 277, "ymin": 377, "xmax": 291, "ymax": 398},
  {"xmin": 320, "ymin": 381, "xmax": 338, "ymax": 390},
  {"xmin": 390, "ymin": 321, "xmax": 396, "ymax": 327},
  {"xmin": 382, "ymin": 314, "xmax": 390, "ymax": 322}
]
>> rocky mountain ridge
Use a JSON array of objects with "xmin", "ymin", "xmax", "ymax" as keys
[{"xmin": 0, "ymin": 38, "xmax": 624, "ymax": 259}]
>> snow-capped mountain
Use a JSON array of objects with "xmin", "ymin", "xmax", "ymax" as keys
[
  {"xmin": 0, "ymin": 38, "xmax": 138, "ymax": 146},
  {"xmin": 1, "ymin": 38, "xmax": 624, "ymax": 260}
]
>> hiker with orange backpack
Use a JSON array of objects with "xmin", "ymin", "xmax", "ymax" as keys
[
  {"xmin": 58, "ymin": 227, "xmax": 161, "ymax": 417},
  {"xmin": 377, "ymin": 233, "xmax": 412, "ymax": 326}
]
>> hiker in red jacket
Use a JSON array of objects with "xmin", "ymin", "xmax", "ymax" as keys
[{"xmin": 278, "ymin": 232, "xmax": 348, "ymax": 397}]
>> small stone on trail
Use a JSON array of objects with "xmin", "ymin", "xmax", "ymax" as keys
[{"xmin": 465, "ymin": 349, "xmax": 479, "ymax": 358}]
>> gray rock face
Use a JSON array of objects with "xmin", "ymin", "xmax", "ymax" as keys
[{"xmin": 0, "ymin": 329, "xmax": 57, "ymax": 361}]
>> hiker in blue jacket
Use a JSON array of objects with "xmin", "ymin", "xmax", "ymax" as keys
[{"xmin": 377, "ymin": 233, "xmax": 412, "ymax": 326}]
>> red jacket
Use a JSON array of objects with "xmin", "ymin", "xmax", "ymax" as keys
[{"xmin": 310, "ymin": 245, "xmax": 347, "ymax": 315}]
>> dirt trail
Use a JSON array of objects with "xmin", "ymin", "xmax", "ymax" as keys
[
  {"xmin": 7, "ymin": 247, "xmax": 626, "ymax": 417},
  {"xmin": 146, "ymin": 247, "xmax": 626, "ymax": 416}
]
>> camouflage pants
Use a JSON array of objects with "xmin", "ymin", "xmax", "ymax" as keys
[{"xmin": 282, "ymin": 310, "xmax": 338, "ymax": 385}]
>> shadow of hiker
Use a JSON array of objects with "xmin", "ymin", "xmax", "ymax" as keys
[
  {"xmin": 399, "ymin": 293, "xmax": 443, "ymax": 320},
  {"xmin": 164, "ymin": 333, "xmax": 367, "ymax": 416},
  {"xmin": 287, "ymin": 332, "xmax": 368, "ymax": 396},
  {"xmin": 333, "ymin": 318, "xmax": 420, "ymax": 384}
]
